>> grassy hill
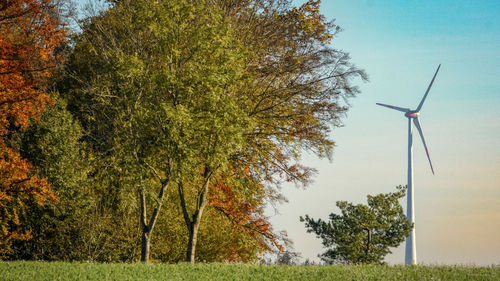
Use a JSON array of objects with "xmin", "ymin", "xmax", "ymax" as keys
[{"xmin": 0, "ymin": 261, "xmax": 498, "ymax": 281}]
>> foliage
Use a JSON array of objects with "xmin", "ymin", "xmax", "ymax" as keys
[
  {"xmin": 58, "ymin": 0, "xmax": 366, "ymax": 263},
  {"xmin": 216, "ymin": 0, "xmax": 368, "ymax": 206},
  {"xmin": 7, "ymin": 94, "xmax": 140, "ymax": 263},
  {"xmin": 62, "ymin": 0, "xmax": 254, "ymax": 262},
  {"xmin": 209, "ymin": 172, "xmax": 280, "ymax": 256},
  {"xmin": 301, "ymin": 186, "xmax": 411, "ymax": 265},
  {"xmin": 202, "ymin": 0, "xmax": 368, "ymax": 260},
  {"xmin": 1, "ymin": 261, "xmax": 500, "ymax": 281},
  {"xmin": 8, "ymin": 94, "xmax": 95, "ymax": 260},
  {"xmin": 20, "ymin": 95, "xmax": 88, "ymax": 202},
  {"xmin": 0, "ymin": 0, "xmax": 65, "ymax": 255},
  {"xmin": 1, "ymin": 0, "xmax": 366, "ymax": 263}
]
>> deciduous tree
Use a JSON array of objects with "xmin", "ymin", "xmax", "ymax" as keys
[
  {"xmin": 209, "ymin": 0, "xmax": 368, "ymax": 260},
  {"xmin": 216, "ymin": 0, "xmax": 367, "ymax": 202},
  {"xmin": 8, "ymin": 94, "xmax": 97, "ymax": 261}
]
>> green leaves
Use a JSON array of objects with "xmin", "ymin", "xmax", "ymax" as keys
[{"xmin": 67, "ymin": 0, "xmax": 252, "ymax": 170}]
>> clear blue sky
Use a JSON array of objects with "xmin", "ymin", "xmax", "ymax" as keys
[{"xmin": 269, "ymin": 0, "xmax": 500, "ymax": 265}]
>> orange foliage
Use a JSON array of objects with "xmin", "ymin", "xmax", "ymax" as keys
[
  {"xmin": 0, "ymin": 0, "xmax": 64, "ymax": 255},
  {"xmin": 209, "ymin": 170, "xmax": 284, "ymax": 259}
]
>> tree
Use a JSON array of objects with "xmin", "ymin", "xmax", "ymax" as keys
[
  {"xmin": 210, "ymin": 0, "xmax": 368, "ymax": 258},
  {"xmin": 0, "ymin": 0, "xmax": 65, "ymax": 256},
  {"xmin": 300, "ymin": 185, "xmax": 411, "ymax": 265},
  {"xmin": 62, "ymin": 0, "xmax": 251, "ymax": 262},
  {"xmin": 216, "ymin": 0, "xmax": 367, "ymax": 204}
]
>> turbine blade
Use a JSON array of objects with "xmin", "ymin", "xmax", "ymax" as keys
[
  {"xmin": 376, "ymin": 103, "xmax": 410, "ymax": 113},
  {"xmin": 416, "ymin": 64, "xmax": 441, "ymax": 112},
  {"xmin": 413, "ymin": 118, "xmax": 434, "ymax": 174}
]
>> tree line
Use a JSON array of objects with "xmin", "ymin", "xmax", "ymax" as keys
[{"xmin": 0, "ymin": 0, "xmax": 367, "ymax": 263}]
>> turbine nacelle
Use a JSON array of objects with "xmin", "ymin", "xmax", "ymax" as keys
[{"xmin": 405, "ymin": 111, "xmax": 419, "ymax": 118}]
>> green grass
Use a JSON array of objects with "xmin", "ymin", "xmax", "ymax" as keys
[{"xmin": 0, "ymin": 261, "xmax": 498, "ymax": 281}]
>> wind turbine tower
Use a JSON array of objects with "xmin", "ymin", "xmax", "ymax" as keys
[{"xmin": 376, "ymin": 64, "xmax": 441, "ymax": 265}]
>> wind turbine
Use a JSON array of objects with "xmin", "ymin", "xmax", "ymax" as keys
[{"xmin": 376, "ymin": 64, "xmax": 440, "ymax": 265}]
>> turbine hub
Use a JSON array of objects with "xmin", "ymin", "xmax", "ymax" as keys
[{"xmin": 405, "ymin": 111, "xmax": 419, "ymax": 118}]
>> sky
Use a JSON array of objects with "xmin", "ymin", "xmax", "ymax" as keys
[{"xmin": 267, "ymin": 0, "xmax": 500, "ymax": 265}]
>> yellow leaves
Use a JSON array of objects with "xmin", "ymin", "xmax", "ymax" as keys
[
  {"xmin": 0, "ymin": 147, "xmax": 57, "ymax": 253},
  {"xmin": 290, "ymin": 0, "xmax": 334, "ymax": 44},
  {"xmin": 0, "ymin": 191, "xmax": 10, "ymax": 207}
]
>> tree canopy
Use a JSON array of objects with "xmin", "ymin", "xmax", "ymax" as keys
[
  {"xmin": 3, "ymin": 0, "xmax": 367, "ymax": 263},
  {"xmin": 301, "ymin": 185, "xmax": 411, "ymax": 265},
  {"xmin": 62, "ymin": 0, "xmax": 254, "ymax": 262}
]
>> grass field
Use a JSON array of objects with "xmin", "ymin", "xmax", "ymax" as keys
[{"xmin": 0, "ymin": 261, "xmax": 499, "ymax": 281}]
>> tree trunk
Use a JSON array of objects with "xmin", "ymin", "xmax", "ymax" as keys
[
  {"xmin": 186, "ymin": 224, "xmax": 196, "ymax": 263},
  {"xmin": 186, "ymin": 208, "xmax": 206, "ymax": 263},
  {"xmin": 178, "ymin": 168, "xmax": 213, "ymax": 263},
  {"xmin": 139, "ymin": 177, "xmax": 169, "ymax": 262},
  {"xmin": 364, "ymin": 228, "xmax": 372, "ymax": 262},
  {"xmin": 141, "ymin": 230, "xmax": 151, "ymax": 262}
]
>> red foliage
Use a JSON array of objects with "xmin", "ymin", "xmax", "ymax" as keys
[{"xmin": 0, "ymin": 0, "xmax": 64, "ymax": 255}]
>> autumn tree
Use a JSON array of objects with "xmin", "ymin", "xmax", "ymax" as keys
[
  {"xmin": 0, "ymin": 0, "xmax": 65, "ymax": 256},
  {"xmin": 213, "ymin": 0, "xmax": 367, "ymax": 197},
  {"xmin": 301, "ymin": 186, "xmax": 411, "ymax": 265},
  {"xmin": 205, "ymin": 0, "xmax": 368, "ymax": 258}
]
